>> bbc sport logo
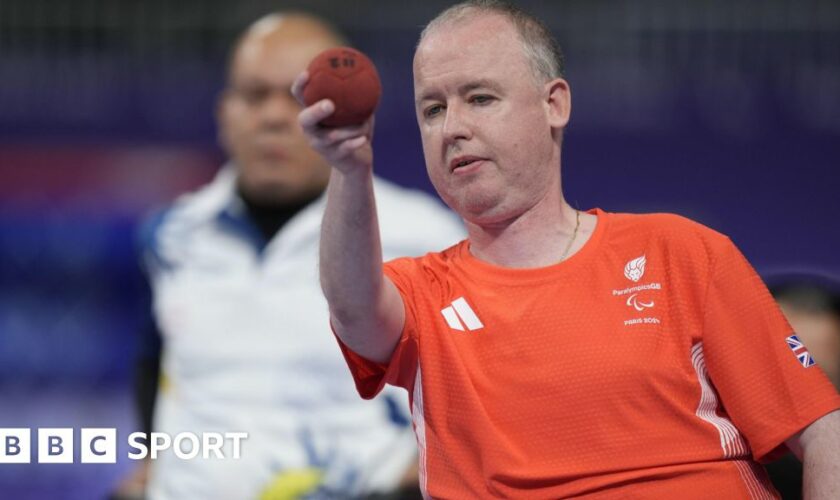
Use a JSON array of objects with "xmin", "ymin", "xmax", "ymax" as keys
[{"xmin": 0, "ymin": 428, "xmax": 248, "ymax": 463}]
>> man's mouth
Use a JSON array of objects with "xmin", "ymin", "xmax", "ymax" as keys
[
  {"xmin": 256, "ymin": 144, "xmax": 287, "ymax": 161},
  {"xmin": 450, "ymin": 156, "xmax": 485, "ymax": 172}
]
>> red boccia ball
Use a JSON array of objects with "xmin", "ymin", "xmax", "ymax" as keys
[{"xmin": 303, "ymin": 47, "xmax": 382, "ymax": 127}]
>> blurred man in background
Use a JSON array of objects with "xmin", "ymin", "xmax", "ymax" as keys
[
  {"xmin": 765, "ymin": 274, "xmax": 840, "ymax": 499},
  {"xmin": 112, "ymin": 11, "xmax": 462, "ymax": 500}
]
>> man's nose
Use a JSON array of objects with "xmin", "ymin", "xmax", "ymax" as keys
[
  {"xmin": 442, "ymin": 102, "xmax": 473, "ymax": 144},
  {"xmin": 259, "ymin": 91, "xmax": 298, "ymax": 127}
]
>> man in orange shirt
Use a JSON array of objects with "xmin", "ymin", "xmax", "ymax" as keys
[{"xmin": 295, "ymin": 0, "xmax": 840, "ymax": 498}]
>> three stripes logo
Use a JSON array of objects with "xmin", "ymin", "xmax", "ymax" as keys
[{"xmin": 440, "ymin": 297, "xmax": 484, "ymax": 332}]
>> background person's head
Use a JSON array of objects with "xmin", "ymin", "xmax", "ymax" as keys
[
  {"xmin": 218, "ymin": 13, "xmax": 346, "ymax": 206},
  {"xmin": 413, "ymin": 0, "xmax": 571, "ymax": 224},
  {"xmin": 771, "ymin": 277, "xmax": 840, "ymax": 388}
]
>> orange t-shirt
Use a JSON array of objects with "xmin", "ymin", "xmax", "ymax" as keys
[{"xmin": 337, "ymin": 209, "xmax": 840, "ymax": 499}]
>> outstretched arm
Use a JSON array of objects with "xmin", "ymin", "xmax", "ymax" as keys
[
  {"xmin": 293, "ymin": 72, "xmax": 405, "ymax": 363},
  {"xmin": 785, "ymin": 409, "xmax": 840, "ymax": 499}
]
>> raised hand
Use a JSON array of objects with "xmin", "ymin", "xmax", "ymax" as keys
[{"xmin": 292, "ymin": 71, "xmax": 375, "ymax": 174}]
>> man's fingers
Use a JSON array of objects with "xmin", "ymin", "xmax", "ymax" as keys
[
  {"xmin": 294, "ymin": 87, "xmax": 374, "ymax": 171},
  {"xmin": 338, "ymin": 136, "xmax": 368, "ymax": 154},
  {"xmin": 310, "ymin": 129, "xmax": 366, "ymax": 153},
  {"xmin": 299, "ymin": 106, "xmax": 371, "ymax": 149},
  {"xmin": 290, "ymin": 71, "xmax": 309, "ymax": 106},
  {"xmin": 323, "ymin": 125, "xmax": 369, "ymax": 143},
  {"xmin": 298, "ymin": 99, "xmax": 335, "ymax": 130}
]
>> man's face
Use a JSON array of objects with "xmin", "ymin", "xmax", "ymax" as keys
[
  {"xmin": 219, "ymin": 28, "xmax": 334, "ymax": 204},
  {"xmin": 413, "ymin": 13, "xmax": 568, "ymax": 225}
]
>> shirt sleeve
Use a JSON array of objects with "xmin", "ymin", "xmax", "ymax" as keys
[
  {"xmin": 334, "ymin": 257, "xmax": 423, "ymax": 399},
  {"xmin": 701, "ymin": 235, "xmax": 840, "ymax": 462}
]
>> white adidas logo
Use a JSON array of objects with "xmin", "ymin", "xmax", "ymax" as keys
[{"xmin": 440, "ymin": 297, "xmax": 484, "ymax": 331}]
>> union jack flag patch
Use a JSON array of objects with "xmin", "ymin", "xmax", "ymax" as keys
[{"xmin": 786, "ymin": 335, "xmax": 815, "ymax": 368}]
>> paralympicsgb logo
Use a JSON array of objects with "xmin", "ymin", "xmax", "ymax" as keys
[{"xmin": 624, "ymin": 255, "xmax": 647, "ymax": 282}]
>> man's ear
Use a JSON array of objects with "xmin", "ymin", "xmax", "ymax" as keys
[
  {"xmin": 544, "ymin": 78, "xmax": 571, "ymax": 129},
  {"xmin": 216, "ymin": 89, "xmax": 231, "ymax": 151}
]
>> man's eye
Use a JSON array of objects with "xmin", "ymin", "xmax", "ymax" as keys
[
  {"xmin": 470, "ymin": 95, "xmax": 493, "ymax": 105},
  {"xmin": 425, "ymin": 104, "xmax": 444, "ymax": 118},
  {"xmin": 237, "ymin": 87, "xmax": 270, "ymax": 105}
]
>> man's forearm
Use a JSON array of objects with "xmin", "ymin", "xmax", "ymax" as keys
[
  {"xmin": 801, "ymin": 410, "xmax": 840, "ymax": 499},
  {"xmin": 319, "ymin": 168, "xmax": 402, "ymax": 362},
  {"xmin": 320, "ymin": 167, "xmax": 382, "ymax": 319}
]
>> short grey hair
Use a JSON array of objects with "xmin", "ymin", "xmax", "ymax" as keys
[{"xmin": 419, "ymin": 0, "xmax": 565, "ymax": 84}]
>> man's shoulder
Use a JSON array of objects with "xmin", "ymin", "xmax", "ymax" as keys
[
  {"xmin": 385, "ymin": 240, "xmax": 465, "ymax": 276},
  {"xmin": 141, "ymin": 167, "xmax": 232, "ymax": 239},
  {"xmin": 137, "ymin": 167, "xmax": 232, "ymax": 271},
  {"xmin": 607, "ymin": 210, "xmax": 729, "ymax": 248},
  {"xmin": 600, "ymin": 210, "xmax": 744, "ymax": 281}
]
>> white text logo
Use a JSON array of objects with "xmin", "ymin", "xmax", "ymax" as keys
[{"xmin": 0, "ymin": 428, "xmax": 247, "ymax": 463}]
